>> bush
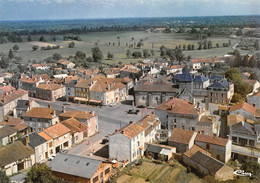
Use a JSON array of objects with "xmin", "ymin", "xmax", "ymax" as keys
[
  {"xmin": 68, "ymin": 42, "xmax": 75, "ymax": 48},
  {"xmin": 32, "ymin": 45, "xmax": 39, "ymax": 51}
]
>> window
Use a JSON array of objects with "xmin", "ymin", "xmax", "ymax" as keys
[
  {"xmin": 93, "ymin": 176, "xmax": 99, "ymax": 183},
  {"xmin": 216, "ymin": 155, "xmax": 220, "ymax": 160},
  {"xmin": 137, "ymin": 141, "xmax": 140, "ymax": 146},
  {"xmin": 49, "ymin": 141, "xmax": 53, "ymax": 147},
  {"xmin": 105, "ymin": 168, "xmax": 110, "ymax": 175},
  {"xmin": 206, "ymin": 144, "xmax": 210, "ymax": 150},
  {"xmin": 174, "ymin": 119, "xmax": 177, "ymax": 123},
  {"xmin": 182, "ymin": 126, "xmax": 185, "ymax": 130}
]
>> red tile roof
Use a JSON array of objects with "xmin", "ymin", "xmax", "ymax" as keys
[
  {"xmin": 229, "ymin": 102, "xmax": 256, "ymax": 115},
  {"xmin": 59, "ymin": 110, "xmax": 96, "ymax": 120},
  {"xmin": 43, "ymin": 123, "xmax": 71, "ymax": 139},
  {"xmin": 169, "ymin": 128, "xmax": 196, "ymax": 145},
  {"xmin": 61, "ymin": 117, "xmax": 88, "ymax": 133},
  {"xmin": 155, "ymin": 97, "xmax": 200, "ymax": 116},
  {"xmin": 37, "ymin": 83, "xmax": 63, "ymax": 91},
  {"xmin": 23, "ymin": 107, "xmax": 56, "ymax": 119},
  {"xmin": 112, "ymin": 122, "xmax": 144, "ymax": 139},
  {"xmin": 195, "ymin": 134, "xmax": 229, "ymax": 147}
]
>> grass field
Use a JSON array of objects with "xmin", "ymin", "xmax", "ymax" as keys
[
  {"xmin": 114, "ymin": 159, "xmax": 203, "ymax": 183},
  {"xmin": 0, "ymin": 31, "xmax": 238, "ymax": 65}
]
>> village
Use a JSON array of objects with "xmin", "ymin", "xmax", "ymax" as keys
[{"xmin": 0, "ymin": 46, "xmax": 259, "ymax": 183}]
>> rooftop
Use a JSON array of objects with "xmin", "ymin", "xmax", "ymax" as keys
[
  {"xmin": 229, "ymin": 102, "xmax": 256, "ymax": 115},
  {"xmin": 61, "ymin": 117, "xmax": 88, "ymax": 134},
  {"xmin": 43, "ymin": 123, "xmax": 71, "ymax": 139},
  {"xmin": 169, "ymin": 128, "xmax": 196, "ymax": 145},
  {"xmin": 112, "ymin": 122, "xmax": 144, "ymax": 139},
  {"xmin": 195, "ymin": 134, "xmax": 229, "ymax": 147},
  {"xmin": 59, "ymin": 110, "xmax": 96, "ymax": 120},
  {"xmin": 23, "ymin": 107, "xmax": 56, "ymax": 119}
]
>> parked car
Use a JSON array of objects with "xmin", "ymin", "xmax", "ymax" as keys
[
  {"xmin": 127, "ymin": 109, "xmax": 140, "ymax": 114},
  {"xmin": 63, "ymin": 102, "xmax": 71, "ymax": 105},
  {"xmin": 109, "ymin": 103, "xmax": 116, "ymax": 107},
  {"xmin": 48, "ymin": 154, "xmax": 56, "ymax": 161},
  {"xmin": 137, "ymin": 105, "xmax": 145, "ymax": 108},
  {"xmin": 60, "ymin": 149, "xmax": 68, "ymax": 154}
]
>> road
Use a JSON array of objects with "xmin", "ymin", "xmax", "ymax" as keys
[
  {"xmin": 32, "ymin": 97, "xmax": 153, "ymax": 156},
  {"xmin": 232, "ymin": 144, "xmax": 260, "ymax": 158}
]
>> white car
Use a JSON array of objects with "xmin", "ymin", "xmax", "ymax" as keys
[
  {"xmin": 48, "ymin": 154, "xmax": 56, "ymax": 161},
  {"xmin": 109, "ymin": 103, "xmax": 116, "ymax": 107}
]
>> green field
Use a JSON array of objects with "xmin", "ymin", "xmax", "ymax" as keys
[{"xmin": 0, "ymin": 31, "xmax": 238, "ymax": 65}]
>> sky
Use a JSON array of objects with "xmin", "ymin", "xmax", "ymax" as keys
[{"xmin": 0, "ymin": 0, "xmax": 260, "ymax": 21}]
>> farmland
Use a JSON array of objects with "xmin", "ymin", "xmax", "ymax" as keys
[{"xmin": 0, "ymin": 31, "xmax": 238, "ymax": 66}]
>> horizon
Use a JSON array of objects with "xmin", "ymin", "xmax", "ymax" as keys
[
  {"xmin": 0, "ymin": 14, "xmax": 260, "ymax": 22},
  {"xmin": 0, "ymin": 0, "xmax": 259, "ymax": 21}
]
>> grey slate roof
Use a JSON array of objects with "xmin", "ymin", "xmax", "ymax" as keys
[
  {"xmin": 208, "ymin": 79, "xmax": 229, "ymax": 89},
  {"xmin": 210, "ymin": 75, "xmax": 223, "ymax": 82},
  {"xmin": 190, "ymin": 151, "xmax": 225, "ymax": 175},
  {"xmin": 28, "ymin": 132, "xmax": 47, "ymax": 148},
  {"xmin": 66, "ymin": 80, "xmax": 78, "ymax": 87},
  {"xmin": 193, "ymin": 75, "xmax": 208, "ymax": 83},
  {"xmin": 174, "ymin": 66, "xmax": 192, "ymax": 82},
  {"xmin": 0, "ymin": 126, "xmax": 17, "ymax": 138},
  {"xmin": 50, "ymin": 153, "xmax": 103, "ymax": 179},
  {"xmin": 147, "ymin": 145, "xmax": 163, "ymax": 154},
  {"xmin": 232, "ymin": 122, "xmax": 256, "ymax": 134},
  {"xmin": 16, "ymin": 100, "xmax": 29, "ymax": 109}
]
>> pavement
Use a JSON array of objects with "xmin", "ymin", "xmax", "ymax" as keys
[
  {"xmin": 232, "ymin": 144, "xmax": 260, "ymax": 158},
  {"xmin": 9, "ymin": 171, "xmax": 27, "ymax": 183},
  {"xmin": 32, "ymin": 96, "xmax": 154, "ymax": 157}
]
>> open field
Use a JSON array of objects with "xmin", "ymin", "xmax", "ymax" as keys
[
  {"xmin": 114, "ymin": 159, "xmax": 203, "ymax": 183},
  {"xmin": 0, "ymin": 31, "xmax": 238, "ymax": 65}
]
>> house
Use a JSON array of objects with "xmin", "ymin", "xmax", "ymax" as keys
[
  {"xmin": 193, "ymin": 75, "xmax": 210, "ymax": 89},
  {"xmin": 109, "ymin": 122, "xmax": 145, "ymax": 162},
  {"xmin": 243, "ymin": 79, "xmax": 260, "ymax": 93},
  {"xmin": 57, "ymin": 59, "xmax": 75, "ymax": 69},
  {"xmin": 168, "ymin": 128, "xmax": 197, "ymax": 153},
  {"xmin": 229, "ymin": 102, "xmax": 258, "ymax": 121},
  {"xmin": 120, "ymin": 65, "xmax": 141, "ymax": 79},
  {"xmin": 247, "ymin": 92, "xmax": 260, "ymax": 108},
  {"xmin": 24, "ymin": 132, "xmax": 50, "ymax": 163},
  {"xmin": 41, "ymin": 123, "xmax": 71, "ymax": 154},
  {"xmin": 61, "ymin": 117, "xmax": 88, "ymax": 145},
  {"xmin": 9, "ymin": 73, "xmax": 27, "ymax": 89},
  {"xmin": 136, "ymin": 113, "xmax": 161, "ymax": 143},
  {"xmin": 66, "ymin": 80, "xmax": 78, "ymax": 102},
  {"xmin": 14, "ymin": 99, "xmax": 39, "ymax": 118},
  {"xmin": 0, "ymin": 89, "xmax": 28, "ymax": 121},
  {"xmin": 36, "ymin": 83, "xmax": 65, "ymax": 101},
  {"xmin": 195, "ymin": 134, "xmax": 232, "ymax": 163},
  {"xmin": 145, "ymin": 143, "xmax": 176, "ymax": 161},
  {"xmin": 183, "ymin": 150, "xmax": 234, "ymax": 181},
  {"xmin": 23, "ymin": 106, "xmax": 59, "ymax": 131},
  {"xmin": 0, "ymin": 85, "xmax": 16, "ymax": 95},
  {"xmin": 134, "ymin": 76, "xmax": 178, "ymax": 107},
  {"xmin": 230, "ymin": 121, "xmax": 260, "ymax": 148},
  {"xmin": 74, "ymin": 78, "xmax": 92, "ymax": 104},
  {"xmin": 188, "ymin": 58, "xmax": 215, "ymax": 71},
  {"xmin": 0, "ymin": 141, "xmax": 35, "ymax": 176},
  {"xmin": 32, "ymin": 63, "xmax": 51, "ymax": 70},
  {"xmin": 207, "ymin": 79, "xmax": 234, "ymax": 104},
  {"xmin": 0, "ymin": 116, "xmax": 30, "ymax": 137},
  {"xmin": 155, "ymin": 97, "xmax": 204, "ymax": 130},
  {"xmin": 197, "ymin": 115, "xmax": 219, "ymax": 136},
  {"xmin": 19, "ymin": 76, "xmax": 46, "ymax": 97},
  {"xmin": 0, "ymin": 126, "xmax": 17, "ymax": 146},
  {"xmin": 51, "ymin": 153, "xmax": 112, "ymax": 183},
  {"xmin": 59, "ymin": 109, "xmax": 98, "ymax": 137},
  {"xmin": 103, "ymin": 68, "xmax": 120, "ymax": 78}
]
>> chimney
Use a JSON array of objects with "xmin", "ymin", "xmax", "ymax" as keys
[
  {"xmin": 151, "ymin": 111, "xmax": 154, "ymax": 114},
  {"xmin": 91, "ymin": 111, "xmax": 95, "ymax": 116},
  {"xmin": 121, "ymin": 130, "xmax": 124, "ymax": 134},
  {"xmin": 25, "ymin": 135, "xmax": 29, "ymax": 146},
  {"xmin": 48, "ymin": 104, "xmax": 51, "ymax": 108},
  {"xmin": 52, "ymin": 110, "xmax": 56, "ymax": 116},
  {"xmin": 129, "ymin": 121, "xmax": 134, "ymax": 124},
  {"xmin": 62, "ymin": 106, "xmax": 66, "ymax": 113},
  {"xmin": 28, "ymin": 100, "xmax": 32, "ymax": 109},
  {"xmin": 242, "ymin": 121, "xmax": 244, "ymax": 126}
]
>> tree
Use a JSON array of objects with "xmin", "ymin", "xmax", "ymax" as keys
[
  {"xmin": 137, "ymin": 41, "xmax": 144, "ymax": 49},
  {"xmin": 175, "ymin": 48, "xmax": 184, "ymax": 62},
  {"xmin": 53, "ymin": 53, "xmax": 62, "ymax": 60},
  {"xmin": 183, "ymin": 44, "xmax": 186, "ymax": 50},
  {"xmin": 249, "ymin": 56, "xmax": 256, "ymax": 68},
  {"xmin": 254, "ymin": 40, "xmax": 259, "ymax": 50},
  {"xmin": 143, "ymin": 49, "xmax": 150, "ymax": 58},
  {"xmin": 8, "ymin": 49, "xmax": 14, "ymax": 59},
  {"xmin": 53, "ymin": 36, "xmax": 56, "ymax": 42},
  {"xmin": 24, "ymin": 163, "xmax": 57, "ymax": 183},
  {"xmin": 13, "ymin": 44, "xmax": 19, "ymax": 51},
  {"xmin": 0, "ymin": 170, "xmax": 9, "ymax": 183},
  {"xmin": 68, "ymin": 42, "xmax": 75, "ymax": 48},
  {"xmin": 86, "ymin": 57, "xmax": 94, "ymax": 62},
  {"xmin": 150, "ymin": 50, "xmax": 155, "ymax": 56},
  {"xmin": 32, "ymin": 45, "xmax": 39, "ymax": 51},
  {"xmin": 27, "ymin": 35, "xmax": 32, "ymax": 42},
  {"xmin": 231, "ymin": 93, "xmax": 243, "ymax": 103},
  {"xmin": 126, "ymin": 49, "xmax": 131, "ymax": 58},
  {"xmin": 117, "ymin": 36, "xmax": 120, "ymax": 46},
  {"xmin": 39, "ymin": 36, "xmax": 46, "ymax": 42},
  {"xmin": 216, "ymin": 43, "xmax": 219, "ymax": 48},
  {"xmin": 107, "ymin": 52, "xmax": 114, "ymax": 60},
  {"xmin": 76, "ymin": 51, "xmax": 86, "ymax": 59},
  {"xmin": 132, "ymin": 51, "xmax": 142, "ymax": 58},
  {"xmin": 249, "ymin": 73, "xmax": 258, "ymax": 80},
  {"xmin": 92, "ymin": 47, "xmax": 103, "ymax": 62},
  {"xmin": 242, "ymin": 55, "xmax": 249, "ymax": 67}
]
